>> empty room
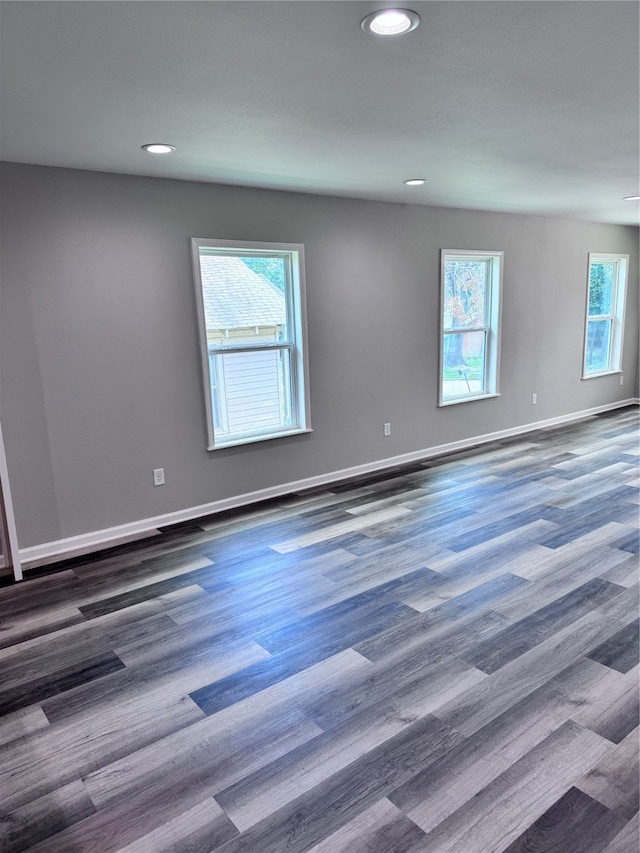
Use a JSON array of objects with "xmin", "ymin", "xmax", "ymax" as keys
[{"xmin": 0, "ymin": 2, "xmax": 638, "ymax": 851}]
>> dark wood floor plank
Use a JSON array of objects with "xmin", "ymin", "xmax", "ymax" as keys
[
  {"xmin": 0, "ymin": 601, "xmax": 173, "ymax": 671},
  {"xmin": 354, "ymin": 572, "xmax": 528, "ymax": 664},
  {"xmin": 0, "ymin": 705, "xmax": 50, "ymax": 748},
  {"xmin": 388, "ymin": 656, "xmax": 622, "ymax": 833},
  {"xmin": 599, "ymin": 552, "xmax": 640, "ymax": 588},
  {"xmin": 214, "ymin": 698, "xmax": 429, "ymax": 832},
  {"xmin": 492, "ymin": 550, "xmax": 633, "ymax": 635},
  {"xmin": 602, "ymin": 812, "xmax": 639, "ymax": 853},
  {"xmin": 443, "ymin": 504, "xmax": 560, "ymax": 552},
  {"xmin": 502, "ymin": 786, "xmax": 628, "ymax": 853},
  {"xmin": 1, "ymin": 692, "xmax": 205, "ymax": 815},
  {"xmin": 0, "ymin": 603, "xmax": 87, "ymax": 651},
  {"xmin": 303, "ymin": 613, "xmax": 502, "ymax": 731},
  {"xmin": 460, "ymin": 577, "xmax": 625, "ymax": 674},
  {"xmin": 350, "ymin": 500, "xmax": 479, "ymax": 547},
  {"xmin": 53, "ymin": 710, "xmax": 319, "ymax": 853},
  {"xmin": 0, "ymin": 571, "xmax": 81, "ymax": 619},
  {"xmin": 24, "ymin": 790, "xmax": 237, "ymax": 853},
  {"xmin": 77, "ymin": 562, "xmax": 223, "ymax": 619},
  {"xmin": 0, "ymin": 779, "xmax": 96, "ymax": 853},
  {"xmin": 112, "ymin": 798, "xmax": 239, "ymax": 853},
  {"xmin": 571, "ymin": 663, "xmax": 640, "ymax": 745},
  {"xmin": 298, "ymin": 546, "xmax": 452, "ymax": 616},
  {"xmin": 214, "ymin": 656, "xmax": 484, "ymax": 833},
  {"xmin": 434, "ymin": 583, "xmax": 639, "ymax": 737},
  {"xmin": 270, "ymin": 505, "xmax": 414, "ymax": 554},
  {"xmin": 536, "ymin": 501, "xmax": 639, "ymax": 549},
  {"xmin": 216, "ymin": 715, "xmax": 462, "ymax": 853},
  {"xmin": 0, "ymin": 650, "xmax": 125, "ymax": 717},
  {"xmin": 614, "ymin": 529, "xmax": 640, "ymax": 554},
  {"xmin": 313, "ymin": 654, "xmax": 487, "ymax": 735},
  {"xmin": 400, "ymin": 522, "xmax": 555, "ymax": 613},
  {"xmin": 165, "ymin": 548, "xmax": 355, "ymax": 634},
  {"xmin": 2, "ymin": 549, "xmax": 216, "ymax": 622},
  {"xmin": 83, "ymin": 653, "xmax": 364, "ymax": 813},
  {"xmin": 587, "ymin": 618, "xmax": 640, "ymax": 674},
  {"xmin": 255, "ymin": 567, "xmax": 440, "ymax": 655},
  {"xmin": 189, "ymin": 600, "xmax": 416, "ymax": 716},
  {"xmin": 0, "ymin": 407, "xmax": 636, "ymax": 852},
  {"xmin": 576, "ymin": 726, "xmax": 640, "ymax": 820},
  {"xmin": 112, "ymin": 612, "xmax": 264, "ymax": 670},
  {"xmin": 41, "ymin": 632, "xmax": 270, "ymax": 724},
  {"xmin": 545, "ymin": 462, "xmax": 637, "ymax": 508},
  {"xmin": 304, "ymin": 799, "xmax": 426, "ymax": 853},
  {"xmin": 0, "ymin": 632, "xmax": 123, "ymax": 693},
  {"xmin": 410, "ymin": 720, "xmax": 613, "ymax": 852},
  {"xmin": 196, "ymin": 553, "xmax": 344, "ymax": 609}
]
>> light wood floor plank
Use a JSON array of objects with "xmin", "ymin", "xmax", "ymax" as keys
[
  {"xmin": 389, "ymin": 657, "xmax": 623, "ymax": 833},
  {"xmin": 0, "ymin": 705, "xmax": 50, "ymax": 748},
  {"xmin": 575, "ymin": 726, "xmax": 640, "ymax": 819},
  {"xmin": 433, "ymin": 583, "xmax": 639, "ymax": 737},
  {"xmin": 271, "ymin": 505, "xmax": 413, "ymax": 553},
  {"xmin": 410, "ymin": 721, "xmax": 614, "ymax": 852},
  {"xmin": 0, "ymin": 407, "xmax": 636, "ymax": 852},
  {"xmin": 602, "ymin": 812, "xmax": 640, "ymax": 853},
  {"xmin": 112, "ymin": 798, "xmax": 238, "ymax": 853},
  {"xmin": 304, "ymin": 798, "xmax": 425, "ymax": 853},
  {"xmin": 0, "ymin": 779, "xmax": 96, "ymax": 853}
]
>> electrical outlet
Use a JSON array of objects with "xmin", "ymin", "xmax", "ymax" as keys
[
  {"xmin": 153, "ymin": 468, "xmax": 165, "ymax": 486},
  {"xmin": 383, "ymin": 422, "xmax": 391, "ymax": 436},
  {"xmin": 619, "ymin": 375, "xmax": 624, "ymax": 386},
  {"xmin": 532, "ymin": 393, "xmax": 537, "ymax": 405}
]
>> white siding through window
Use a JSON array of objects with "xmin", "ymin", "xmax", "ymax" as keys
[{"xmin": 222, "ymin": 350, "xmax": 282, "ymax": 434}]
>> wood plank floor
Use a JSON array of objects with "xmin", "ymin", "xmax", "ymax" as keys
[{"xmin": 0, "ymin": 407, "xmax": 638, "ymax": 852}]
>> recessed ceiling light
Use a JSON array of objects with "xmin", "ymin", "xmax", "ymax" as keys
[
  {"xmin": 141, "ymin": 143, "xmax": 175, "ymax": 154},
  {"xmin": 404, "ymin": 178, "xmax": 427, "ymax": 186},
  {"xmin": 361, "ymin": 9, "xmax": 420, "ymax": 36},
  {"xmin": 623, "ymin": 195, "xmax": 640, "ymax": 201}
]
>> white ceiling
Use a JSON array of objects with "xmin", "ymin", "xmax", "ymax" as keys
[{"xmin": 1, "ymin": 1, "xmax": 638, "ymax": 224}]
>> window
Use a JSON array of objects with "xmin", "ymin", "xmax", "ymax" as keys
[
  {"xmin": 191, "ymin": 239, "xmax": 311, "ymax": 449},
  {"xmin": 583, "ymin": 253, "xmax": 628, "ymax": 378},
  {"xmin": 440, "ymin": 250, "xmax": 503, "ymax": 405}
]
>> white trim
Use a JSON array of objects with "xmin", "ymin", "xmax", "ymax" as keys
[
  {"xmin": 212, "ymin": 427, "xmax": 313, "ymax": 451},
  {"xmin": 19, "ymin": 398, "xmax": 637, "ymax": 572},
  {"xmin": 439, "ymin": 392, "xmax": 501, "ymax": 407},
  {"xmin": 582, "ymin": 253, "xmax": 628, "ymax": 378},
  {"xmin": 0, "ymin": 422, "xmax": 22, "ymax": 581},
  {"xmin": 191, "ymin": 238, "xmax": 311, "ymax": 450},
  {"xmin": 439, "ymin": 249, "xmax": 503, "ymax": 406}
]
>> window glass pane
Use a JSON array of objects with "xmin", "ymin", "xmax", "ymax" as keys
[
  {"xmin": 585, "ymin": 319, "xmax": 612, "ymax": 373},
  {"xmin": 443, "ymin": 259, "xmax": 488, "ymax": 329},
  {"xmin": 442, "ymin": 330, "xmax": 486, "ymax": 400},
  {"xmin": 588, "ymin": 263, "xmax": 615, "ymax": 316},
  {"xmin": 199, "ymin": 252, "xmax": 288, "ymax": 345},
  {"xmin": 214, "ymin": 348, "xmax": 293, "ymax": 440}
]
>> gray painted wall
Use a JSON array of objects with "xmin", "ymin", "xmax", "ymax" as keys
[{"xmin": 1, "ymin": 162, "xmax": 638, "ymax": 550}]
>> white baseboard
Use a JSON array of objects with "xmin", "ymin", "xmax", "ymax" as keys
[{"xmin": 19, "ymin": 398, "xmax": 639, "ymax": 570}]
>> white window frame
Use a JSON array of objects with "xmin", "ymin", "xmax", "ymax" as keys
[
  {"xmin": 439, "ymin": 250, "xmax": 503, "ymax": 406},
  {"xmin": 191, "ymin": 238, "xmax": 311, "ymax": 450},
  {"xmin": 582, "ymin": 253, "xmax": 628, "ymax": 379}
]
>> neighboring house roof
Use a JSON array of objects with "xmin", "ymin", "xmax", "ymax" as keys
[{"xmin": 199, "ymin": 255, "xmax": 285, "ymax": 330}]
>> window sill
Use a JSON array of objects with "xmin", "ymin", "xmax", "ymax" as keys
[
  {"xmin": 582, "ymin": 370, "xmax": 622, "ymax": 380},
  {"xmin": 208, "ymin": 427, "xmax": 313, "ymax": 451},
  {"xmin": 438, "ymin": 392, "xmax": 501, "ymax": 407}
]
